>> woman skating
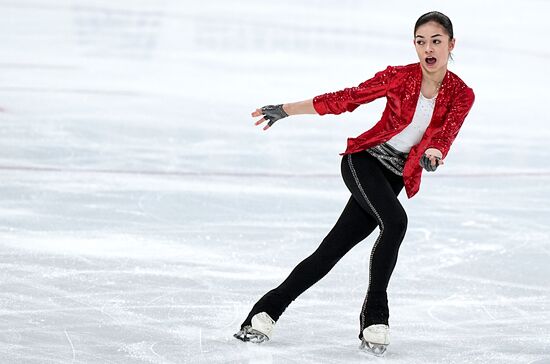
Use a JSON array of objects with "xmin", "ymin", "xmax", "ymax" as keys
[{"xmin": 234, "ymin": 11, "xmax": 475, "ymax": 356}]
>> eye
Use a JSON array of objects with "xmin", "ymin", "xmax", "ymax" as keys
[
  {"xmin": 416, "ymin": 40, "xmax": 424, "ymax": 45},
  {"xmin": 433, "ymin": 39, "xmax": 441, "ymax": 44}
]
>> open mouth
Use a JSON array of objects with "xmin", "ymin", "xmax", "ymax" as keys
[{"xmin": 426, "ymin": 57, "xmax": 437, "ymax": 65}]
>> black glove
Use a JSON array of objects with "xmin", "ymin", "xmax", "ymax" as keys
[
  {"xmin": 419, "ymin": 154, "xmax": 441, "ymax": 172},
  {"xmin": 261, "ymin": 104, "xmax": 288, "ymax": 127}
]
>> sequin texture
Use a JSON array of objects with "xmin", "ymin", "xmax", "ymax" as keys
[{"xmin": 312, "ymin": 62, "xmax": 475, "ymax": 198}]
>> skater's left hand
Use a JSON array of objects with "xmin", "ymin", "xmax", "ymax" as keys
[{"xmin": 420, "ymin": 148, "xmax": 444, "ymax": 172}]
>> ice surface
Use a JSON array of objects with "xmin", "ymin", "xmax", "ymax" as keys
[{"xmin": 1, "ymin": 0, "xmax": 549, "ymax": 363}]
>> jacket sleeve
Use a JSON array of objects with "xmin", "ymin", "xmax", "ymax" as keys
[
  {"xmin": 312, "ymin": 65, "xmax": 397, "ymax": 115},
  {"xmin": 427, "ymin": 87, "xmax": 475, "ymax": 159}
]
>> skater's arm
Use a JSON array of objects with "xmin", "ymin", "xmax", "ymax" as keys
[
  {"xmin": 420, "ymin": 88, "xmax": 475, "ymax": 171},
  {"xmin": 253, "ymin": 66, "xmax": 398, "ymax": 131},
  {"xmin": 425, "ymin": 87, "xmax": 475, "ymax": 159}
]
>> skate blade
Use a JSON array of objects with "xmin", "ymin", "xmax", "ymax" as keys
[
  {"xmin": 360, "ymin": 340, "xmax": 387, "ymax": 357},
  {"xmin": 233, "ymin": 328, "xmax": 269, "ymax": 344}
]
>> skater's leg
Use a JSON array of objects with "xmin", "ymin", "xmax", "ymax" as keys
[
  {"xmin": 341, "ymin": 152, "xmax": 406, "ymax": 338},
  {"xmin": 240, "ymin": 194, "xmax": 378, "ymax": 329}
]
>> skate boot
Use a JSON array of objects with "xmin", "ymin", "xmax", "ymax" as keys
[
  {"xmin": 234, "ymin": 312, "xmax": 275, "ymax": 343},
  {"xmin": 360, "ymin": 324, "xmax": 390, "ymax": 357}
]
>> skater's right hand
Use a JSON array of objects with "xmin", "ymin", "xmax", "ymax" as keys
[{"xmin": 252, "ymin": 104, "xmax": 289, "ymax": 131}]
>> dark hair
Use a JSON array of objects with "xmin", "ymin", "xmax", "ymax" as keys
[{"xmin": 414, "ymin": 11, "xmax": 454, "ymax": 39}]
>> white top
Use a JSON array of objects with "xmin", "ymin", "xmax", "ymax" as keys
[{"xmin": 386, "ymin": 93, "xmax": 436, "ymax": 153}]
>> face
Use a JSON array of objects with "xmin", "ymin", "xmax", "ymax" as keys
[{"xmin": 414, "ymin": 21, "xmax": 455, "ymax": 74}]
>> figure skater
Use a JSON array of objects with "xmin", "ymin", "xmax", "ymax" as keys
[{"xmin": 234, "ymin": 11, "xmax": 475, "ymax": 356}]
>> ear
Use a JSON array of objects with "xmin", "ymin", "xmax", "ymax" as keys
[{"xmin": 449, "ymin": 38, "xmax": 456, "ymax": 52}]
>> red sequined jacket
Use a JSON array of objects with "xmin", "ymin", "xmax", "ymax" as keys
[{"xmin": 312, "ymin": 62, "xmax": 475, "ymax": 199}]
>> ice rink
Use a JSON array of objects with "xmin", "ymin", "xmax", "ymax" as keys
[{"xmin": 1, "ymin": 0, "xmax": 549, "ymax": 363}]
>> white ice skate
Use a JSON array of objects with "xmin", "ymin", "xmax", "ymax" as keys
[
  {"xmin": 233, "ymin": 312, "xmax": 275, "ymax": 343},
  {"xmin": 360, "ymin": 324, "xmax": 390, "ymax": 357}
]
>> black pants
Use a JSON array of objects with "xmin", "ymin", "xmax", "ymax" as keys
[{"xmin": 241, "ymin": 151, "xmax": 407, "ymax": 339}]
